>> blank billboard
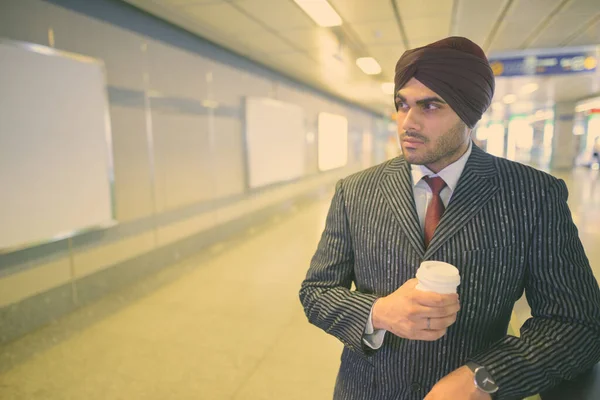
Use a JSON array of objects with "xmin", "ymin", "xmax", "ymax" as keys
[{"xmin": 318, "ymin": 112, "xmax": 348, "ymax": 171}]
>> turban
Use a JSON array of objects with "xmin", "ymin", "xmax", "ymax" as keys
[{"xmin": 394, "ymin": 37, "xmax": 495, "ymax": 128}]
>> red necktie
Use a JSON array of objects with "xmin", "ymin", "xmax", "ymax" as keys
[{"xmin": 423, "ymin": 176, "xmax": 447, "ymax": 248}]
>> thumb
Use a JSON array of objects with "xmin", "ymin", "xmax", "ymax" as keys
[
  {"xmin": 402, "ymin": 278, "xmax": 419, "ymax": 289},
  {"xmin": 391, "ymin": 278, "xmax": 418, "ymax": 296}
]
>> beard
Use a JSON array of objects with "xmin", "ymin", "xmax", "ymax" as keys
[{"xmin": 400, "ymin": 119, "xmax": 469, "ymax": 167}]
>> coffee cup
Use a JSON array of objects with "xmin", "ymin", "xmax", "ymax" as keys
[{"xmin": 415, "ymin": 261, "xmax": 460, "ymax": 294}]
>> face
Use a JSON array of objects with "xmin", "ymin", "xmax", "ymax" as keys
[{"xmin": 396, "ymin": 78, "xmax": 471, "ymax": 173}]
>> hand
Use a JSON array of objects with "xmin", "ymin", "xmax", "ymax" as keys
[
  {"xmin": 424, "ymin": 366, "xmax": 491, "ymax": 400},
  {"xmin": 372, "ymin": 278, "xmax": 460, "ymax": 341}
]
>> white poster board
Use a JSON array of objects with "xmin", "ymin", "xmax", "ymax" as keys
[
  {"xmin": 0, "ymin": 39, "xmax": 115, "ymax": 252},
  {"xmin": 244, "ymin": 97, "xmax": 306, "ymax": 188},
  {"xmin": 318, "ymin": 112, "xmax": 348, "ymax": 171}
]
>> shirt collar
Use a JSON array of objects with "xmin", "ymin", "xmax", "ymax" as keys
[{"xmin": 410, "ymin": 141, "xmax": 473, "ymax": 192}]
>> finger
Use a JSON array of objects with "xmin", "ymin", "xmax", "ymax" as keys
[
  {"xmin": 414, "ymin": 291, "xmax": 459, "ymax": 307},
  {"xmin": 420, "ymin": 314, "xmax": 457, "ymax": 331},
  {"xmin": 407, "ymin": 302, "xmax": 461, "ymax": 319},
  {"xmin": 401, "ymin": 278, "xmax": 419, "ymax": 290},
  {"xmin": 427, "ymin": 302, "xmax": 461, "ymax": 318},
  {"xmin": 416, "ymin": 328, "xmax": 447, "ymax": 341}
]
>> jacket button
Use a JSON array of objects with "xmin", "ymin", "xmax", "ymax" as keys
[{"xmin": 410, "ymin": 382, "xmax": 422, "ymax": 392}]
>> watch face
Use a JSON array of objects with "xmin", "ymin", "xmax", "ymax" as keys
[{"xmin": 474, "ymin": 368, "xmax": 499, "ymax": 394}]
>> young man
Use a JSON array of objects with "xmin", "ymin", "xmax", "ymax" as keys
[{"xmin": 300, "ymin": 37, "xmax": 600, "ymax": 400}]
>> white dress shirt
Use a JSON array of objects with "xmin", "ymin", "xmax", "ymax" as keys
[{"xmin": 363, "ymin": 142, "xmax": 473, "ymax": 349}]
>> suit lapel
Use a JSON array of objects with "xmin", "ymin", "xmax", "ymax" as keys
[
  {"xmin": 380, "ymin": 157, "xmax": 425, "ymax": 258},
  {"xmin": 424, "ymin": 145, "xmax": 500, "ymax": 258}
]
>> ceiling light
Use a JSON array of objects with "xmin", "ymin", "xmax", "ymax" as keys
[
  {"xmin": 356, "ymin": 57, "xmax": 381, "ymax": 75},
  {"xmin": 503, "ymin": 94, "xmax": 517, "ymax": 104},
  {"xmin": 293, "ymin": 0, "xmax": 342, "ymax": 27},
  {"xmin": 575, "ymin": 98, "xmax": 600, "ymax": 112},
  {"xmin": 527, "ymin": 110, "xmax": 554, "ymax": 123},
  {"xmin": 381, "ymin": 82, "xmax": 395, "ymax": 94},
  {"xmin": 534, "ymin": 110, "xmax": 548, "ymax": 118},
  {"xmin": 519, "ymin": 83, "xmax": 539, "ymax": 95}
]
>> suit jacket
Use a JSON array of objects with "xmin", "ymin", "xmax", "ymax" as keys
[{"xmin": 299, "ymin": 144, "xmax": 600, "ymax": 400}]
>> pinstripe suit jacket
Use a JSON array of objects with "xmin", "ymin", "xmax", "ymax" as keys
[{"xmin": 299, "ymin": 144, "xmax": 600, "ymax": 400}]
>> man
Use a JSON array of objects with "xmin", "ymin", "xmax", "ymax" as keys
[
  {"xmin": 593, "ymin": 136, "xmax": 600, "ymax": 165},
  {"xmin": 299, "ymin": 37, "xmax": 600, "ymax": 400}
]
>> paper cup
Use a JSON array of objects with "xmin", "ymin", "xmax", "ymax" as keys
[{"xmin": 415, "ymin": 261, "xmax": 460, "ymax": 294}]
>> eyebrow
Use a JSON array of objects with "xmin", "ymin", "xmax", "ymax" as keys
[{"xmin": 395, "ymin": 94, "xmax": 447, "ymax": 106}]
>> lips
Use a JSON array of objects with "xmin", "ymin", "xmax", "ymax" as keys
[
  {"xmin": 402, "ymin": 137, "xmax": 425, "ymax": 146},
  {"xmin": 402, "ymin": 138, "xmax": 424, "ymax": 144}
]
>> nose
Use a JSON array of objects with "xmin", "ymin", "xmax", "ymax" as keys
[{"xmin": 400, "ymin": 108, "xmax": 421, "ymax": 134}]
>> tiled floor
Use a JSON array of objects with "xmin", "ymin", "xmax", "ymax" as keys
[{"xmin": 0, "ymin": 167, "xmax": 598, "ymax": 400}]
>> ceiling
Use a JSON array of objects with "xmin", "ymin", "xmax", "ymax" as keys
[{"xmin": 122, "ymin": 0, "xmax": 600, "ymax": 116}]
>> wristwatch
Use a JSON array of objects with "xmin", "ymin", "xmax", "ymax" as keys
[{"xmin": 466, "ymin": 361, "xmax": 499, "ymax": 395}]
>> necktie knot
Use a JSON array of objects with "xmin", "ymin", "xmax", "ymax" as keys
[{"xmin": 423, "ymin": 176, "xmax": 447, "ymax": 195}]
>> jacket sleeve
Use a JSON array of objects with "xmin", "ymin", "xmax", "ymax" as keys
[
  {"xmin": 299, "ymin": 179, "xmax": 379, "ymax": 356},
  {"xmin": 470, "ymin": 178, "xmax": 600, "ymax": 399}
]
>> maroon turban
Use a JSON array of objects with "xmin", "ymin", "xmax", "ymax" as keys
[{"xmin": 394, "ymin": 37, "xmax": 495, "ymax": 128}]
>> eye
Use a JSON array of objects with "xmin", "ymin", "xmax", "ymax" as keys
[
  {"xmin": 396, "ymin": 101, "xmax": 409, "ymax": 111},
  {"xmin": 423, "ymin": 103, "xmax": 441, "ymax": 111}
]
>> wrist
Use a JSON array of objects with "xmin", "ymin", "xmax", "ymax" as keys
[
  {"xmin": 371, "ymin": 298, "xmax": 386, "ymax": 331},
  {"xmin": 466, "ymin": 362, "xmax": 498, "ymax": 397}
]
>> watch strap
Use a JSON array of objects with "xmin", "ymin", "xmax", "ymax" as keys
[{"xmin": 466, "ymin": 361, "xmax": 480, "ymax": 372}]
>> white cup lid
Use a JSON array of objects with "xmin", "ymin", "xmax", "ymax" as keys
[{"xmin": 416, "ymin": 261, "xmax": 460, "ymax": 285}]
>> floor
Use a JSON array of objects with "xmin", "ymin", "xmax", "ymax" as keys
[{"xmin": 0, "ymin": 167, "xmax": 598, "ymax": 400}]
